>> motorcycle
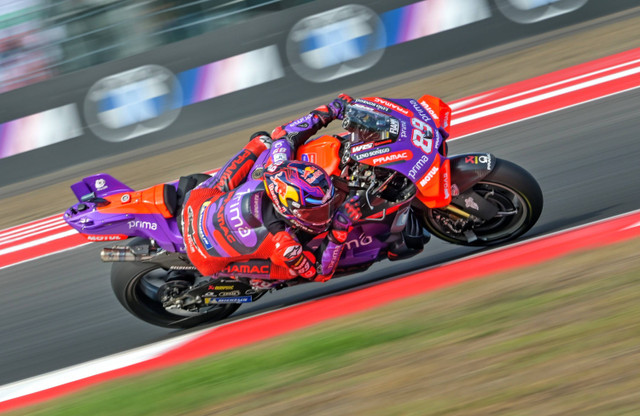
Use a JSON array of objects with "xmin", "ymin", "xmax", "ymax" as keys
[{"xmin": 64, "ymin": 95, "xmax": 543, "ymax": 328}]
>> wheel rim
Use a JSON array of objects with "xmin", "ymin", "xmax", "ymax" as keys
[
  {"xmin": 131, "ymin": 267, "xmax": 236, "ymax": 320},
  {"xmin": 426, "ymin": 181, "xmax": 531, "ymax": 244}
]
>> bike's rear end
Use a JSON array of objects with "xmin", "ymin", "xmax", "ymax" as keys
[
  {"xmin": 64, "ymin": 173, "xmax": 244, "ymax": 328},
  {"xmin": 65, "ymin": 173, "xmax": 183, "ymax": 250}
]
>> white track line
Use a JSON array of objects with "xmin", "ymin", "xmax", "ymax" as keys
[
  {"xmin": 0, "ymin": 229, "xmax": 79, "ymax": 256},
  {"xmin": 453, "ymin": 66, "xmax": 640, "ymax": 124},
  {"xmin": 453, "ymin": 59, "xmax": 640, "ymax": 114},
  {"xmin": 0, "ymin": 331, "xmax": 205, "ymax": 402}
]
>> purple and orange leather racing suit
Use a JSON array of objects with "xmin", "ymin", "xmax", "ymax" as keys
[{"xmin": 181, "ymin": 94, "xmax": 358, "ymax": 282}]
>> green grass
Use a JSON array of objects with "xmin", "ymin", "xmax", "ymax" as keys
[{"xmin": 10, "ymin": 238, "xmax": 640, "ymax": 416}]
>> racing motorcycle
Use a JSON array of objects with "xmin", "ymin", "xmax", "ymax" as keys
[{"xmin": 64, "ymin": 95, "xmax": 543, "ymax": 328}]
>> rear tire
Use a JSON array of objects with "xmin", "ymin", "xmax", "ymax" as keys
[
  {"xmin": 111, "ymin": 238, "xmax": 240, "ymax": 328},
  {"xmin": 424, "ymin": 158, "xmax": 543, "ymax": 246}
]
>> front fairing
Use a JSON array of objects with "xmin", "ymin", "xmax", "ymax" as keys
[
  {"xmin": 348, "ymin": 97, "xmax": 444, "ymax": 180},
  {"xmin": 348, "ymin": 97, "xmax": 452, "ymax": 208}
]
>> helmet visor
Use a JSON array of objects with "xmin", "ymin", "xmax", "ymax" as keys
[{"xmin": 292, "ymin": 199, "xmax": 334, "ymax": 227}]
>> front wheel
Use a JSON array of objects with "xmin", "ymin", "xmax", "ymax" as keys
[
  {"xmin": 423, "ymin": 158, "xmax": 543, "ymax": 246},
  {"xmin": 111, "ymin": 238, "xmax": 240, "ymax": 328}
]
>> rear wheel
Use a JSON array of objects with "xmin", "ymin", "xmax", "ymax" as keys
[
  {"xmin": 111, "ymin": 238, "xmax": 240, "ymax": 328},
  {"xmin": 424, "ymin": 159, "xmax": 543, "ymax": 246}
]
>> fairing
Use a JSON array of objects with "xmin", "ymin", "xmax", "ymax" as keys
[{"xmin": 350, "ymin": 97, "xmax": 450, "ymax": 207}]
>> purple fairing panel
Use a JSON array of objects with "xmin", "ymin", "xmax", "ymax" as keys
[
  {"xmin": 318, "ymin": 240, "xmax": 343, "ymax": 275},
  {"xmin": 70, "ymin": 173, "xmax": 134, "ymax": 201},
  {"xmin": 64, "ymin": 200, "xmax": 184, "ymax": 251},
  {"xmin": 306, "ymin": 222, "xmax": 389, "ymax": 268},
  {"xmin": 337, "ymin": 223, "xmax": 388, "ymax": 266},
  {"xmin": 115, "ymin": 213, "xmax": 183, "ymax": 251},
  {"xmin": 348, "ymin": 98, "xmax": 445, "ymax": 184}
]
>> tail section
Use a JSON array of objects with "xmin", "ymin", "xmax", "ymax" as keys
[
  {"xmin": 65, "ymin": 178, "xmax": 184, "ymax": 252},
  {"xmin": 71, "ymin": 173, "xmax": 133, "ymax": 201}
]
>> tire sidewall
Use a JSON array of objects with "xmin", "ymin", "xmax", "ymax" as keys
[
  {"xmin": 423, "ymin": 158, "xmax": 543, "ymax": 246},
  {"xmin": 110, "ymin": 238, "xmax": 240, "ymax": 328}
]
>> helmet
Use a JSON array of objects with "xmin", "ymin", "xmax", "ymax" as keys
[
  {"xmin": 263, "ymin": 160, "xmax": 336, "ymax": 233},
  {"xmin": 342, "ymin": 106, "xmax": 400, "ymax": 143}
]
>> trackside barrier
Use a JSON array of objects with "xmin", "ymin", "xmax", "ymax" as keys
[{"xmin": 0, "ymin": 0, "xmax": 637, "ymax": 187}]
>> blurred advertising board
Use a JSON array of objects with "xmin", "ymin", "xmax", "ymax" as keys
[{"xmin": 0, "ymin": 0, "xmax": 636, "ymax": 186}]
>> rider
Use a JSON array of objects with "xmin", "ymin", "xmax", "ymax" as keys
[{"xmin": 181, "ymin": 94, "xmax": 362, "ymax": 283}]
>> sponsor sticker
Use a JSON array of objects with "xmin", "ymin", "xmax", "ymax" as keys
[
  {"xmin": 363, "ymin": 150, "xmax": 413, "ymax": 166},
  {"xmin": 221, "ymin": 263, "xmax": 270, "ymax": 275},
  {"xmin": 345, "ymin": 234, "xmax": 373, "ymax": 250},
  {"xmin": 371, "ymin": 97, "xmax": 413, "ymax": 117},
  {"xmin": 443, "ymin": 171, "xmax": 450, "ymax": 199},
  {"xmin": 210, "ymin": 285, "xmax": 235, "ymax": 290},
  {"xmin": 128, "ymin": 220, "xmax": 158, "ymax": 231},
  {"xmin": 227, "ymin": 191, "xmax": 256, "ymax": 243},
  {"xmin": 95, "ymin": 179, "xmax": 107, "ymax": 191},
  {"xmin": 301, "ymin": 153, "xmax": 317, "ymax": 163},
  {"xmin": 465, "ymin": 154, "xmax": 492, "ymax": 169},
  {"xmin": 389, "ymin": 118, "xmax": 400, "ymax": 137},
  {"xmin": 205, "ymin": 296, "xmax": 253, "ymax": 304},
  {"xmin": 199, "ymin": 201, "xmax": 213, "ymax": 250},
  {"xmin": 85, "ymin": 234, "xmax": 128, "ymax": 242},
  {"xmin": 351, "ymin": 142, "xmax": 374, "ymax": 153},
  {"xmin": 352, "ymin": 146, "xmax": 391, "ymax": 161},
  {"xmin": 352, "ymin": 100, "xmax": 392, "ymax": 115},
  {"xmin": 419, "ymin": 166, "xmax": 439, "ymax": 187},
  {"xmin": 407, "ymin": 155, "xmax": 430, "ymax": 180},
  {"xmin": 419, "ymin": 100, "xmax": 439, "ymax": 120},
  {"xmin": 302, "ymin": 166, "xmax": 323, "ymax": 184}
]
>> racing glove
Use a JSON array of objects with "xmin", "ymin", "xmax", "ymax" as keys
[
  {"xmin": 328, "ymin": 194, "xmax": 362, "ymax": 244},
  {"xmin": 271, "ymin": 93, "xmax": 355, "ymax": 147},
  {"xmin": 317, "ymin": 194, "xmax": 363, "ymax": 282},
  {"xmin": 272, "ymin": 231, "xmax": 317, "ymax": 279},
  {"xmin": 287, "ymin": 250, "xmax": 317, "ymax": 280},
  {"xmin": 325, "ymin": 93, "xmax": 355, "ymax": 122}
]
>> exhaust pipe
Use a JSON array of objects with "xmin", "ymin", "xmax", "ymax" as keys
[
  {"xmin": 101, "ymin": 246, "xmax": 152, "ymax": 262},
  {"xmin": 100, "ymin": 246, "xmax": 198, "ymax": 271}
]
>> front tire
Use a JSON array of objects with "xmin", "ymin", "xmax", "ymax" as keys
[
  {"xmin": 111, "ymin": 238, "xmax": 240, "ymax": 328},
  {"xmin": 424, "ymin": 158, "xmax": 543, "ymax": 246}
]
